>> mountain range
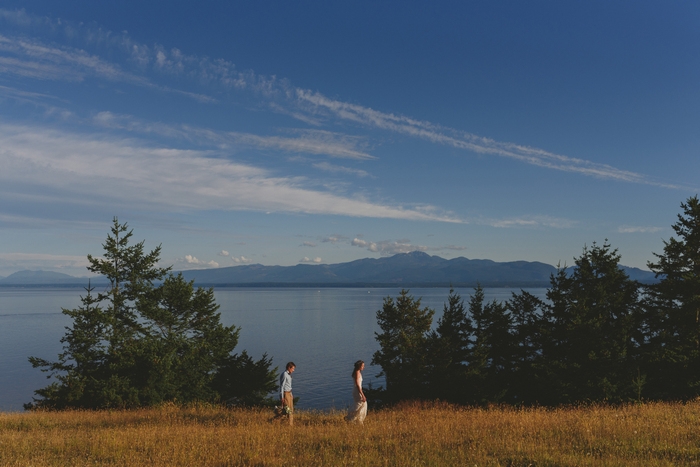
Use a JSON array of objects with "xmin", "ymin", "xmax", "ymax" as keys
[
  {"xmin": 0, "ymin": 252, "xmax": 658, "ymax": 287},
  {"xmin": 0, "ymin": 269, "xmax": 109, "ymax": 286}
]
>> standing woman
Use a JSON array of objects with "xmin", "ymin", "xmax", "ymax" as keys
[{"xmin": 345, "ymin": 360, "xmax": 367, "ymax": 424}]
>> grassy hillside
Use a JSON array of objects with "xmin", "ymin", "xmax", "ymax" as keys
[{"xmin": 1, "ymin": 401, "xmax": 699, "ymax": 466}]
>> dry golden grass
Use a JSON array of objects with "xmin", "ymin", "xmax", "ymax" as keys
[{"xmin": 1, "ymin": 401, "xmax": 700, "ymax": 466}]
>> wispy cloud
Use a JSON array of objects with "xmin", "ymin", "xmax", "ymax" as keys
[
  {"xmin": 294, "ymin": 89, "xmax": 687, "ymax": 189},
  {"xmin": 439, "ymin": 245, "xmax": 468, "ymax": 251},
  {"xmin": 0, "ymin": 6, "xmax": 691, "ymax": 247},
  {"xmin": 0, "ymin": 10, "xmax": 266, "ymax": 95},
  {"xmin": 617, "ymin": 225, "xmax": 664, "ymax": 234},
  {"xmin": 301, "ymin": 242, "xmax": 317, "ymax": 247},
  {"xmin": 228, "ymin": 130, "xmax": 374, "ymax": 160},
  {"xmin": 0, "ymin": 122, "xmax": 456, "ymax": 222},
  {"xmin": 478, "ymin": 216, "xmax": 577, "ymax": 229},
  {"xmin": 0, "ymin": 213, "xmax": 106, "ymax": 230},
  {"xmin": 0, "ymin": 55, "xmax": 82, "ymax": 81},
  {"xmin": 0, "ymin": 85, "xmax": 76, "ymax": 120},
  {"xmin": 2, "ymin": 11, "xmax": 678, "ymax": 190},
  {"xmin": 0, "ymin": 84, "xmax": 62, "ymax": 103},
  {"xmin": 0, "ymin": 34, "xmax": 149, "ymax": 84},
  {"xmin": 311, "ymin": 161, "xmax": 370, "ymax": 177},
  {"xmin": 0, "ymin": 33, "xmax": 214, "ymax": 102},
  {"xmin": 0, "ymin": 8, "xmax": 33, "ymax": 26},
  {"xmin": 92, "ymin": 112, "xmax": 373, "ymax": 160}
]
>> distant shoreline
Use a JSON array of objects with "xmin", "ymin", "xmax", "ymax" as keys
[
  {"xmin": 176, "ymin": 281, "xmax": 554, "ymax": 288},
  {"xmin": 1, "ymin": 252, "xmax": 658, "ymax": 287},
  {"xmin": 0, "ymin": 281, "xmax": 554, "ymax": 289}
]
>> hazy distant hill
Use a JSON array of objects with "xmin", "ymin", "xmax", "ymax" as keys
[
  {"xmin": 0, "ymin": 270, "xmax": 107, "ymax": 286},
  {"xmin": 180, "ymin": 251, "xmax": 658, "ymax": 287},
  {"xmin": 0, "ymin": 270, "xmax": 86, "ymax": 285},
  {"xmin": 0, "ymin": 253, "xmax": 659, "ymax": 287},
  {"xmin": 619, "ymin": 266, "xmax": 659, "ymax": 283}
]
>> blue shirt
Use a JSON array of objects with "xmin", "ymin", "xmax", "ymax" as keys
[{"xmin": 279, "ymin": 370, "xmax": 293, "ymax": 398}]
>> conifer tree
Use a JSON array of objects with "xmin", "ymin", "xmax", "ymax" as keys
[
  {"xmin": 466, "ymin": 285, "xmax": 515, "ymax": 404},
  {"xmin": 27, "ymin": 218, "xmax": 275, "ymax": 409},
  {"xmin": 507, "ymin": 290, "xmax": 547, "ymax": 404},
  {"xmin": 425, "ymin": 288, "xmax": 472, "ymax": 402},
  {"xmin": 543, "ymin": 242, "xmax": 642, "ymax": 403},
  {"xmin": 134, "ymin": 273, "xmax": 242, "ymax": 404},
  {"xmin": 644, "ymin": 196, "xmax": 700, "ymax": 399},
  {"xmin": 372, "ymin": 289, "xmax": 435, "ymax": 401},
  {"xmin": 212, "ymin": 351, "xmax": 277, "ymax": 406}
]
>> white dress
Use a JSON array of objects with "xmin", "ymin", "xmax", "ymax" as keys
[{"xmin": 345, "ymin": 372, "xmax": 367, "ymax": 423}]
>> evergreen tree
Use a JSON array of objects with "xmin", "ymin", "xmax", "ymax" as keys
[
  {"xmin": 372, "ymin": 289, "xmax": 435, "ymax": 401},
  {"xmin": 212, "ymin": 351, "xmax": 278, "ymax": 406},
  {"xmin": 135, "ymin": 273, "xmax": 242, "ymax": 404},
  {"xmin": 466, "ymin": 285, "xmax": 515, "ymax": 404},
  {"xmin": 425, "ymin": 288, "xmax": 472, "ymax": 403},
  {"xmin": 543, "ymin": 242, "xmax": 642, "ymax": 403},
  {"xmin": 644, "ymin": 196, "xmax": 700, "ymax": 399},
  {"xmin": 27, "ymin": 284, "xmax": 117, "ymax": 408},
  {"xmin": 507, "ymin": 290, "xmax": 547, "ymax": 404},
  {"xmin": 27, "ymin": 219, "xmax": 275, "ymax": 409}
]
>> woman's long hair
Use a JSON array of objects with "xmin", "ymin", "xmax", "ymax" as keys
[{"xmin": 352, "ymin": 360, "xmax": 364, "ymax": 377}]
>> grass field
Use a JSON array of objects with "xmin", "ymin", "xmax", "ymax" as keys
[{"xmin": 1, "ymin": 401, "xmax": 700, "ymax": 466}]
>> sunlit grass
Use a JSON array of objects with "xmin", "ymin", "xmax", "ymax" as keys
[{"xmin": 1, "ymin": 401, "xmax": 700, "ymax": 466}]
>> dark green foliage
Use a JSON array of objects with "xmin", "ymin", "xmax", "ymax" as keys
[
  {"xmin": 425, "ymin": 288, "xmax": 472, "ymax": 403},
  {"xmin": 135, "ymin": 273, "xmax": 242, "ymax": 404},
  {"xmin": 28, "ymin": 285, "xmax": 117, "ymax": 409},
  {"xmin": 542, "ymin": 242, "xmax": 642, "ymax": 403},
  {"xmin": 212, "ymin": 351, "xmax": 277, "ymax": 406},
  {"xmin": 466, "ymin": 285, "xmax": 515, "ymax": 404},
  {"xmin": 372, "ymin": 289, "xmax": 435, "ymax": 401},
  {"xmin": 27, "ymin": 219, "xmax": 275, "ymax": 409},
  {"xmin": 506, "ymin": 290, "xmax": 547, "ymax": 404},
  {"xmin": 371, "ymin": 198, "xmax": 700, "ymax": 406},
  {"xmin": 374, "ymin": 247, "xmax": 645, "ymax": 406},
  {"xmin": 643, "ymin": 196, "xmax": 700, "ymax": 399}
]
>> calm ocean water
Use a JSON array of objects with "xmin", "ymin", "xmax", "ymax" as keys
[{"xmin": 0, "ymin": 286, "xmax": 548, "ymax": 412}]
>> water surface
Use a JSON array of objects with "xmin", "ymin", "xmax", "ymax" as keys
[{"xmin": 0, "ymin": 286, "xmax": 547, "ymax": 412}]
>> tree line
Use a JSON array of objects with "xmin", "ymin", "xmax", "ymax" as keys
[
  {"xmin": 371, "ymin": 196, "xmax": 700, "ymax": 405},
  {"xmin": 28, "ymin": 196, "xmax": 700, "ymax": 409}
]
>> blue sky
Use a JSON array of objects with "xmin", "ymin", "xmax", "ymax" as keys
[{"xmin": 0, "ymin": 1, "xmax": 698, "ymax": 277}]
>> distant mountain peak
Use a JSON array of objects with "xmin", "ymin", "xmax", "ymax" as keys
[
  {"xmin": 405, "ymin": 251, "xmax": 430, "ymax": 257},
  {"xmin": 5, "ymin": 270, "xmax": 75, "ymax": 280}
]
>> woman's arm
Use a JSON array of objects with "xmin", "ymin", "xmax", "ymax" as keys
[{"xmin": 354, "ymin": 371, "xmax": 366, "ymax": 402}]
